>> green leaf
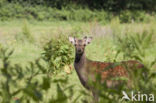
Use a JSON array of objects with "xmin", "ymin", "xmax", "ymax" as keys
[{"xmin": 42, "ymin": 77, "xmax": 51, "ymax": 91}]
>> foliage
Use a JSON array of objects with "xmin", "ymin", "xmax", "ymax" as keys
[
  {"xmin": 14, "ymin": 20, "xmax": 34, "ymax": 43},
  {"xmin": 0, "ymin": 48, "xmax": 45, "ymax": 102},
  {"xmin": 42, "ymin": 35, "xmax": 74, "ymax": 74},
  {"xmin": 1, "ymin": 0, "xmax": 156, "ymax": 11},
  {"xmin": 0, "ymin": 46, "xmax": 76, "ymax": 103},
  {"xmin": 80, "ymin": 30, "xmax": 156, "ymax": 103},
  {"xmin": 0, "ymin": 3, "xmax": 155, "ymax": 23},
  {"xmin": 119, "ymin": 10, "xmax": 154, "ymax": 23},
  {"xmin": 21, "ymin": 21, "xmax": 34, "ymax": 42},
  {"xmin": 101, "ymin": 30, "xmax": 156, "ymax": 102},
  {"xmin": 114, "ymin": 30, "xmax": 154, "ymax": 61}
]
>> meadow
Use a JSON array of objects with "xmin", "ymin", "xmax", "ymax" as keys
[
  {"xmin": 0, "ymin": 18, "xmax": 156, "ymax": 103},
  {"xmin": 0, "ymin": 19, "xmax": 155, "ymax": 64}
]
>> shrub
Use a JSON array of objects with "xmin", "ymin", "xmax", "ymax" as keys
[
  {"xmin": 119, "ymin": 10, "xmax": 154, "ymax": 23},
  {"xmin": 97, "ymin": 11, "xmax": 110, "ymax": 24},
  {"xmin": 114, "ymin": 30, "xmax": 154, "ymax": 61},
  {"xmin": 0, "ymin": 3, "xmax": 155, "ymax": 23},
  {"xmin": 109, "ymin": 30, "xmax": 156, "ymax": 102},
  {"xmin": 0, "ymin": 46, "xmax": 76, "ymax": 103},
  {"xmin": 69, "ymin": 8, "xmax": 95, "ymax": 21},
  {"xmin": 42, "ymin": 35, "xmax": 74, "ymax": 74}
]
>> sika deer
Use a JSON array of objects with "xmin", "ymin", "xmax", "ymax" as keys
[{"xmin": 69, "ymin": 36, "xmax": 145, "ymax": 102}]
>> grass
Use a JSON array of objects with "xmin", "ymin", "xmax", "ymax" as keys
[{"xmin": 0, "ymin": 20, "xmax": 156, "ymax": 102}]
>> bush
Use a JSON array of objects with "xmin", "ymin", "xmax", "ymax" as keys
[
  {"xmin": 110, "ymin": 30, "xmax": 156, "ymax": 102},
  {"xmin": 114, "ymin": 30, "xmax": 155, "ymax": 61},
  {"xmin": 96, "ymin": 10, "xmax": 113, "ymax": 24},
  {"xmin": 42, "ymin": 35, "xmax": 74, "ymax": 74},
  {"xmin": 0, "ymin": 46, "xmax": 76, "ymax": 103},
  {"xmin": 0, "ymin": 3, "xmax": 155, "ymax": 23},
  {"xmin": 119, "ymin": 10, "xmax": 155, "ymax": 23},
  {"xmin": 3, "ymin": 0, "xmax": 156, "ymax": 11},
  {"xmin": 69, "ymin": 8, "xmax": 95, "ymax": 21}
]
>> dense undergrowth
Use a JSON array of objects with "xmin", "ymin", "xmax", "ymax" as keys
[{"xmin": 0, "ymin": 3, "xmax": 155, "ymax": 23}]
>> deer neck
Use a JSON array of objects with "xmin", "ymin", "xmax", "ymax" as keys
[
  {"xmin": 74, "ymin": 52, "xmax": 86, "ymax": 69},
  {"xmin": 74, "ymin": 52, "xmax": 90, "ymax": 89},
  {"xmin": 75, "ymin": 52, "xmax": 86, "ymax": 63}
]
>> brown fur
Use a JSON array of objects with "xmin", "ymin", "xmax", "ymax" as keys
[{"xmin": 88, "ymin": 60, "xmax": 144, "ymax": 80}]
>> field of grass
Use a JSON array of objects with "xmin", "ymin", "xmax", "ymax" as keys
[
  {"xmin": 0, "ymin": 20, "xmax": 155, "ymax": 63},
  {"xmin": 0, "ymin": 19, "xmax": 156, "ymax": 102}
]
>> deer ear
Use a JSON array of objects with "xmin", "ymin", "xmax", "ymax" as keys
[
  {"xmin": 69, "ymin": 37, "xmax": 75, "ymax": 45},
  {"xmin": 84, "ymin": 36, "xmax": 93, "ymax": 45}
]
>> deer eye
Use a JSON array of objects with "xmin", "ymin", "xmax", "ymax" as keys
[{"xmin": 84, "ymin": 44, "xmax": 86, "ymax": 46}]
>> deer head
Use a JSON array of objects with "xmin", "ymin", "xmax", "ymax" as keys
[{"xmin": 69, "ymin": 36, "xmax": 93, "ymax": 54}]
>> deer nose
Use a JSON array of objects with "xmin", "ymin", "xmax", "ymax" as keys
[{"xmin": 77, "ymin": 49, "xmax": 81, "ymax": 52}]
